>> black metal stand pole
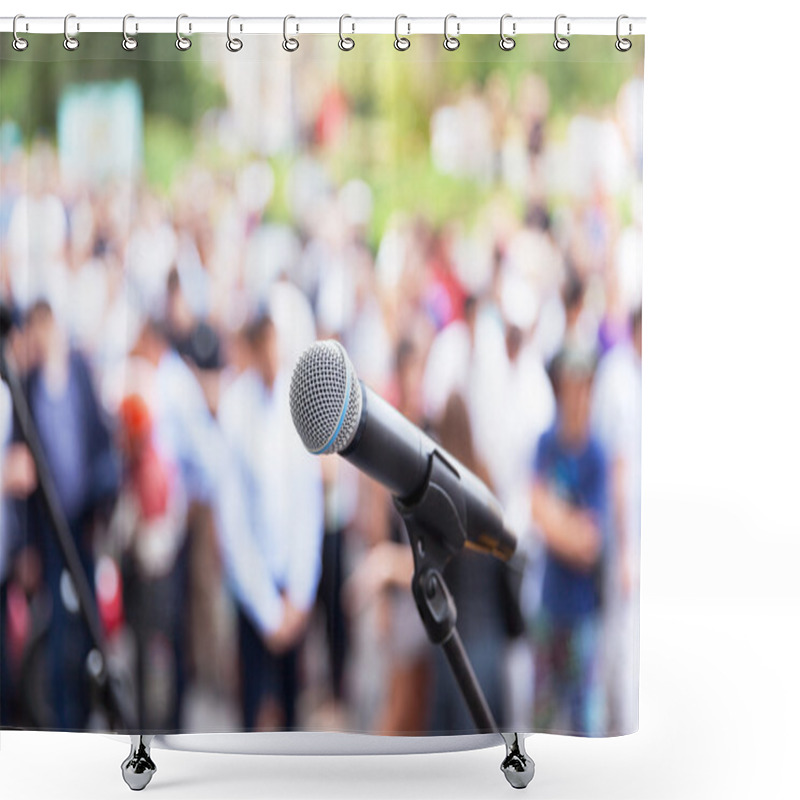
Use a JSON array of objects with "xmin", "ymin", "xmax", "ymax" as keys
[
  {"xmin": 440, "ymin": 627, "xmax": 496, "ymax": 732},
  {"xmin": 395, "ymin": 451, "xmax": 499, "ymax": 734},
  {"xmin": 0, "ymin": 332, "xmax": 135, "ymax": 731}
]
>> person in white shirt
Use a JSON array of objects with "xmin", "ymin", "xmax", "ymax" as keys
[
  {"xmin": 422, "ymin": 294, "xmax": 507, "ymax": 461},
  {"xmin": 217, "ymin": 312, "xmax": 324, "ymax": 730},
  {"xmin": 6, "ymin": 149, "xmax": 68, "ymax": 318},
  {"xmin": 590, "ymin": 307, "xmax": 642, "ymax": 734}
]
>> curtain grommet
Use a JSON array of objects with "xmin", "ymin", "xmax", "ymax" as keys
[
  {"xmin": 63, "ymin": 13, "xmax": 80, "ymax": 51},
  {"xmin": 553, "ymin": 14, "xmax": 570, "ymax": 51},
  {"xmin": 394, "ymin": 14, "xmax": 410, "ymax": 51},
  {"xmin": 226, "ymin": 15, "xmax": 243, "ymax": 52},
  {"xmin": 499, "ymin": 14, "xmax": 516, "ymax": 51},
  {"xmin": 283, "ymin": 15, "xmax": 299, "ymax": 52},
  {"xmin": 12, "ymin": 14, "xmax": 29, "ymax": 51},
  {"xmin": 443, "ymin": 14, "xmax": 460, "ymax": 51},
  {"xmin": 121, "ymin": 14, "xmax": 138, "ymax": 51},
  {"xmin": 176, "ymin": 14, "xmax": 192, "ymax": 51},
  {"xmin": 338, "ymin": 14, "xmax": 355, "ymax": 51}
]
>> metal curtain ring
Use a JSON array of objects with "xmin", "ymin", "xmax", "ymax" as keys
[
  {"xmin": 394, "ymin": 14, "xmax": 410, "ymax": 50},
  {"xmin": 339, "ymin": 14, "xmax": 354, "ymax": 51},
  {"xmin": 615, "ymin": 14, "xmax": 632, "ymax": 51},
  {"xmin": 12, "ymin": 14, "xmax": 28, "ymax": 51},
  {"xmin": 499, "ymin": 14, "xmax": 515, "ymax": 50},
  {"xmin": 176, "ymin": 14, "xmax": 192, "ymax": 50},
  {"xmin": 443, "ymin": 14, "xmax": 460, "ymax": 51},
  {"xmin": 122, "ymin": 14, "xmax": 138, "ymax": 51},
  {"xmin": 227, "ymin": 15, "xmax": 243, "ymax": 52},
  {"xmin": 283, "ymin": 15, "xmax": 299, "ymax": 52},
  {"xmin": 63, "ymin": 13, "xmax": 79, "ymax": 51},
  {"xmin": 553, "ymin": 14, "xmax": 570, "ymax": 51}
]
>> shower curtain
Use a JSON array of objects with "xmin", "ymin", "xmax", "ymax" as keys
[{"xmin": 0, "ymin": 28, "xmax": 644, "ymax": 740}]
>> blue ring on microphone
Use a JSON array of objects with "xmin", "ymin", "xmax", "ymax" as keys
[{"xmin": 312, "ymin": 360, "xmax": 351, "ymax": 455}]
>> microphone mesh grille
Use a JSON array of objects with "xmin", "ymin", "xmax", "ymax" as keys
[{"xmin": 289, "ymin": 340, "xmax": 363, "ymax": 454}]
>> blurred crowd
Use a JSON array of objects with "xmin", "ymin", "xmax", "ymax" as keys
[{"xmin": 0, "ymin": 59, "xmax": 642, "ymax": 737}]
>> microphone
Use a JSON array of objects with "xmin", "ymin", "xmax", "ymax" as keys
[{"xmin": 289, "ymin": 340, "xmax": 516, "ymax": 561}]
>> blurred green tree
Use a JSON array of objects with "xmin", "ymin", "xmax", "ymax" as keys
[{"xmin": 0, "ymin": 34, "xmax": 224, "ymax": 138}]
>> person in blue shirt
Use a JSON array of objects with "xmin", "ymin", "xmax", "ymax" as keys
[
  {"xmin": 8, "ymin": 300, "xmax": 119, "ymax": 729},
  {"xmin": 531, "ymin": 344, "xmax": 608, "ymax": 736}
]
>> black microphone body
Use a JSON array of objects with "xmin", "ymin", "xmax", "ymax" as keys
[
  {"xmin": 344, "ymin": 385, "xmax": 515, "ymax": 560},
  {"xmin": 290, "ymin": 341, "xmax": 516, "ymax": 561}
]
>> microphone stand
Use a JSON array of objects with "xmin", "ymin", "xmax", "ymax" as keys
[
  {"xmin": 394, "ymin": 451, "xmax": 534, "ymax": 788},
  {"xmin": 0, "ymin": 319, "xmax": 136, "ymax": 736}
]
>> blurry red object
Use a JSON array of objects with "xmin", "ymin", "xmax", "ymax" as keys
[
  {"xmin": 119, "ymin": 392, "xmax": 169, "ymax": 518},
  {"xmin": 132, "ymin": 444, "xmax": 171, "ymax": 520},
  {"xmin": 6, "ymin": 583, "xmax": 30, "ymax": 670},
  {"xmin": 119, "ymin": 393, "xmax": 152, "ymax": 451},
  {"xmin": 315, "ymin": 86, "xmax": 349, "ymax": 147},
  {"xmin": 96, "ymin": 555, "xmax": 124, "ymax": 637}
]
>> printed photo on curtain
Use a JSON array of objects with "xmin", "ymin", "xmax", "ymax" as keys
[{"xmin": 0, "ymin": 27, "xmax": 644, "ymax": 746}]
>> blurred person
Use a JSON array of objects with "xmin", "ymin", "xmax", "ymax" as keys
[
  {"xmin": 423, "ymin": 227, "xmax": 467, "ymax": 331},
  {"xmin": 173, "ymin": 209, "xmax": 213, "ymax": 321},
  {"xmin": 430, "ymin": 86, "xmax": 493, "ymax": 182},
  {"xmin": 591, "ymin": 307, "xmax": 642, "ymax": 733},
  {"xmin": 5, "ymin": 146, "xmax": 68, "ymax": 316},
  {"xmin": 616, "ymin": 74, "xmax": 644, "ymax": 172},
  {"xmin": 110, "ymin": 393, "xmax": 187, "ymax": 730},
  {"xmin": 561, "ymin": 268, "xmax": 591, "ymax": 350},
  {"xmin": 217, "ymin": 312, "xmax": 324, "ymax": 730},
  {"xmin": 314, "ymin": 83, "xmax": 351, "ymax": 151},
  {"xmin": 601, "ymin": 211, "xmax": 643, "ymax": 356},
  {"xmin": 131, "ymin": 316, "xmax": 232, "ymax": 506},
  {"xmin": 518, "ymin": 73, "xmax": 550, "ymax": 160},
  {"xmin": 164, "ymin": 268, "xmax": 218, "ymax": 368},
  {"xmin": 164, "ymin": 267, "xmax": 224, "ymax": 414},
  {"xmin": 485, "ymin": 275, "xmax": 558, "ymax": 730},
  {"xmin": 7, "ymin": 300, "xmax": 120, "ymax": 728},
  {"xmin": 126, "ymin": 192, "xmax": 177, "ymax": 312},
  {"xmin": 0, "ymin": 143, "xmax": 24, "ymax": 245},
  {"xmin": 1, "ymin": 312, "xmax": 33, "ymax": 721},
  {"xmin": 373, "ymin": 216, "xmax": 435, "ymax": 348},
  {"xmin": 312, "ymin": 454, "xmax": 358, "ymax": 725},
  {"xmin": 430, "ymin": 392, "xmax": 525, "ymax": 732},
  {"xmin": 243, "ymin": 222, "xmax": 303, "ymax": 306},
  {"xmin": 422, "ymin": 293, "xmax": 506, "ymax": 441},
  {"xmin": 530, "ymin": 345, "xmax": 608, "ymax": 736},
  {"xmin": 488, "ymin": 273, "xmax": 557, "ymax": 542},
  {"xmin": 128, "ymin": 315, "xmax": 249, "ymax": 725},
  {"xmin": 310, "ymin": 203, "xmax": 360, "ymax": 339},
  {"xmin": 341, "ymin": 244, "xmax": 392, "ymax": 389},
  {"xmin": 485, "ymin": 71, "xmax": 512, "ymax": 181},
  {"xmin": 307, "ymin": 248, "xmax": 383, "ymax": 722},
  {"xmin": 62, "ymin": 193, "xmax": 122, "ymax": 363},
  {"xmin": 345, "ymin": 339, "xmax": 432, "ymax": 735},
  {"xmin": 268, "ymin": 273, "xmax": 318, "ymax": 380},
  {"xmin": 1, "ymin": 374, "xmax": 39, "ymax": 726}
]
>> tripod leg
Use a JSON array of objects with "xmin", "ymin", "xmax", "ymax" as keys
[
  {"xmin": 121, "ymin": 735, "xmax": 157, "ymax": 791},
  {"xmin": 500, "ymin": 732, "xmax": 535, "ymax": 789}
]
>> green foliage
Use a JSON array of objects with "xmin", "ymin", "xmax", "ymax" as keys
[
  {"xmin": 142, "ymin": 117, "xmax": 196, "ymax": 191},
  {"xmin": 0, "ymin": 34, "xmax": 224, "ymax": 139}
]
